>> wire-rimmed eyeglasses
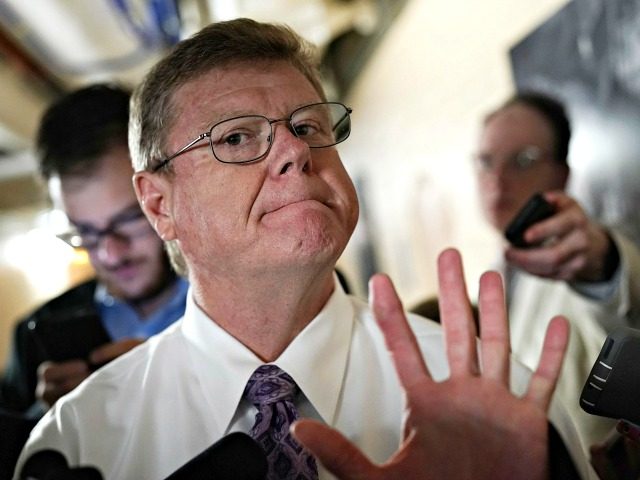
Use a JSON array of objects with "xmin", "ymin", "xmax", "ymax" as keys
[
  {"xmin": 473, "ymin": 146, "xmax": 553, "ymax": 177},
  {"xmin": 152, "ymin": 102, "xmax": 352, "ymax": 172},
  {"xmin": 57, "ymin": 206, "xmax": 151, "ymax": 250}
]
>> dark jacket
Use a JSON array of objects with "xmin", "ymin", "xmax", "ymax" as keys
[{"xmin": 0, "ymin": 279, "xmax": 110, "ymax": 416}]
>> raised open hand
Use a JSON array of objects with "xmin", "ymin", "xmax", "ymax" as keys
[{"xmin": 293, "ymin": 248, "xmax": 570, "ymax": 479}]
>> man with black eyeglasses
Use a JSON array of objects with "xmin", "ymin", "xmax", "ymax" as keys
[
  {"xmin": 0, "ymin": 85, "xmax": 188, "ymax": 419},
  {"xmin": 16, "ymin": 21, "xmax": 593, "ymax": 480}
]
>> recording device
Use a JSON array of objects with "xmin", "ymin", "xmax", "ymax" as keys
[
  {"xmin": 20, "ymin": 433, "xmax": 267, "ymax": 480},
  {"xmin": 19, "ymin": 450, "xmax": 102, "ymax": 479},
  {"xmin": 27, "ymin": 308, "xmax": 110, "ymax": 366},
  {"xmin": 164, "ymin": 432, "xmax": 267, "ymax": 480},
  {"xmin": 580, "ymin": 327, "xmax": 640, "ymax": 426},
  {"xmin": 504, "ymin": 193, "xmax": 555, "ymax": 248}
]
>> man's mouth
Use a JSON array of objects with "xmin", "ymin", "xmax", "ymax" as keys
[
  {"xmin": 267, "ymin": 198, "xmax": 325, "ymax": 214},
  {"xmin": 108, "ymin": 261, "xmax": 140, "ymax": 281}
]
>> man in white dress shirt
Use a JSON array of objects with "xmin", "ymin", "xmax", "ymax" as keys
[
  {"xmin": 472, "ymin": 92, "xmax": 640, "ymax": 453},
  {"xmin": 16, "ymin": 19, "xmax": 594, "ymax": 480}
]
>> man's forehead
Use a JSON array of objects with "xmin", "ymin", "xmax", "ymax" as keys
[
  {"xmin": 174, "ymin": 62, "xmax": 315, "ymax": 107},
  {"xmin": 482, "ymin": 106, "xmax": 555, "ymax": 151},
  {"xmin": 488, "ymin": 105, "xmax": 554, "ymax": 135},
  {"xmin": 168, "ymin": 62, "xmax": 321, "ymax": 133}
]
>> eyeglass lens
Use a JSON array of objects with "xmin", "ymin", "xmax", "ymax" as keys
[
  {"xmin": 209, "ymin": 102, "xmax": 351, "ymax": 164},
  {"xmin": 61, "ymin": 209, "xmax": 149, "ymax": 249},
  {"xmin": 475, "ymin": 146, "xmax": 546, "ymax": 174}
]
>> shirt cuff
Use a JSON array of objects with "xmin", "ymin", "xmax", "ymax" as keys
[{"xmin": 571, "ymin": 263, "xmax": 621, "ymax": 301}]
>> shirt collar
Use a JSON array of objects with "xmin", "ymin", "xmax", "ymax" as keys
[
  {"xmin": 94, "ymin": 277, "xmax": 189, "ymax": 309},
  {"xmin": 94, "ymin": 277, "xmax": 189, "ymax": 339},
  {"xmin": 181, "ymin": 279, "xmax": 355, "ymax": 433}
]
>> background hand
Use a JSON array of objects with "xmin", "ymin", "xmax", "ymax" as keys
[
  {"xmin": 506, "ymin": 191, "xmax": 616, "ymax": 282},
  {"xmin": 589, "ymin": 422, "xmax": 640, "ymax": 480},
  {"xmin": 88, "ymin": 338, "xmax": 144, "ymax": 367},
  {"xmin": 293, "ymin": 248, "xmax": 569, "ymax": 479},
  {"xmin": 35, "ymin": 360, "xmax": 90, "ymax": 408},
  {"xmin": 35, "ymin": 338, "xmax": 144, "ymax": 408}
]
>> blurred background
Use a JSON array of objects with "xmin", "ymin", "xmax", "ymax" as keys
[{"xmin": 1, "ymin": 0, "xmax": 638, "ymax": 370}]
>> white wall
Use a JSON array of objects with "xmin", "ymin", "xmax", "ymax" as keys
[{"xmin": 337, "ymin": 0, "xmax": 570, "ymax": 305}]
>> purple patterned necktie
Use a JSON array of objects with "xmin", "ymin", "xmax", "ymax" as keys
[{"xmin": 243, "ymin": 365, "xmax": 319, "ymax": 480}]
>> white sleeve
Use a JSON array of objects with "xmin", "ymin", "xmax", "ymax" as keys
[
  {"xmin": 13, "ymin": 400, "xmax": 82, "ymax": 480},
  {"xmin": 570, "ymin": 230, "xmax": 640, "ymax": 330}
]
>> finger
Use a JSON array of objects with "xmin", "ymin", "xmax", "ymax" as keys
[
  {"xmin": 523, "ymin": 196, "xmax": 591, "ymax": 258},
  {"xmin": 554, "ymin": 254, "xmax": 587, "ymax": 281},
  {"xmin": 525, "ymin": 316, "xmax": 569, "ymax": 410},
  {"xmin": 89, "ymin": 338, "xmax": 144, "ymax": 365},
  {"xmin": 437, "ymin": 248, "xmax": 478, "ymax": 377},
  {"xmin": 506, "ymin": 228, "xmax": 577, "ymax": 267},
  {"xmin": 506, "ymin": 237, "xmax": 583, "ymax": 279},
  {"xmin": 38, "ymin": 360, "xmax": 90, "ymax": 382},
  {"xmin": 292, "ymin": 419, "xmax": 378, "ymax": 480},
  {"xmin": 541, "ymin": 190, "xmax": 571, "ymax": 206},
  {"xmin": 477, "ymin": 271, "xmax": 510, "ymax": 383},
  {"xmin": 523, "ymin": 204, "xmax": 580, "ymax": 245},
  {"xmin": 39, "ymin": 383, "xmax": 68, "ymax": 407},
  {"xmin": 543, "ymin": 228, "xmax": 589, "ymax": 271},
  {"xmin": 370, "ymin": 274, "xmax": 430, "ymax": 388},
  {"xmin": 617, "ymin": 420, "xmax": 640, "ymax": 444},
  {"xmin": 37, "ymin": 371, "xmax": 90, "ymax": 407},
  {"xmin": 58, "ymin": 374, "xmax": 89, "ymax": 393}
]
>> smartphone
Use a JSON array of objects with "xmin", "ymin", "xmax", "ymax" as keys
[
  {"xmin": 504, "ymin": 193, "xmax": 555, "ymax": 248},
  {"xmin": 580, "ymin": 327, "xmax": 640, "ymax": 426},
  {"xmin": 27, "ymin": 308, "xmax": 110, "ymax": 364}
]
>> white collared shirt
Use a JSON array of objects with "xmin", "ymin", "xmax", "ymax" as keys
[
  {"xmin": 492, "ymin": 230, "xmax": 640, "ymax": 451},
  {"xmin": 15, "ymin": 283, "xmax": 592, "ymax": 479}
]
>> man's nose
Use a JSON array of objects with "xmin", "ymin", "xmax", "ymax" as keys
[
  {"xmin": 268, "ymin": 123, "xmax": 312, "ymax": 176},
  {"xmin": 93, "ymin": 234, "xmax": 129, "ymax": 266},
  {"xmin": 485, "ymin": 160, "xmax": 514, "ymax": 186}
]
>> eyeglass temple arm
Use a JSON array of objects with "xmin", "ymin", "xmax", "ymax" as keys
[
  {"xmin": 332, "ymin": 108, "xmax": 352, "ymax": 132},
  {"xmin": 152, "ymin": 132, "xmax": 211, "ymax": 172}
]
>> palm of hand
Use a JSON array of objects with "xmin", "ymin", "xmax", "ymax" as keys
[{"xmin": 391, "ymin": 377, "xmax": 548, "ymax": 480}]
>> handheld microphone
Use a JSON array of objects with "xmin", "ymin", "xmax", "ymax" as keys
[
  {"xmin": 164, "ymin": 432, "xmax": 267, "ymax": 480},
  {"xmin": 19, "ymin": 450, "xmax": 102, "ymax": 479},
  {"xmin": 19, "ymin": 433, "xmax": 266, "ymax": 480}
]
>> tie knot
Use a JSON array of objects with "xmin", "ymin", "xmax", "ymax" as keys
[{"xmin": 244, "ymin": 365, "xmax": 299, "ymax": 406}]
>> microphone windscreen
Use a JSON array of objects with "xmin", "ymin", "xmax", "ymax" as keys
[
  {"xmin": 19, "ymin": 449, "xmax": 102, "ymax": 479},
  {"xmin": 164, "ymin": 432, "xmax": 267, "ymax": 480},
  {"xmin": 20, "ymin": 450, "xmax": 67, "ymax": 479}
]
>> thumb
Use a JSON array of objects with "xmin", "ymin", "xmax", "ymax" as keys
[{"xmin": 292, "ymin": 419, "xmax": 378, "ymax": 480}]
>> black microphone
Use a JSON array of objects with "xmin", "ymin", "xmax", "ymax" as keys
[
  {"xmin": 19, "ymin": 450, "xmax": 102, "ymax": 479},
  {"xmin": 164, "ymin": 432, "xmax": 267, "ymax": 480},
  {"xmin": 19, "ymin": 433, "xmax": 266, "ymax": 480}
]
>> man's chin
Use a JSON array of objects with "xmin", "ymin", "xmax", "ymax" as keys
[
  {"xmin": 103, "ymin": 284, "xmax": 146, "ymax": 303},
  {"xmin": 102, "ymin": 278, "xmax": 169, "ymax": 304}
]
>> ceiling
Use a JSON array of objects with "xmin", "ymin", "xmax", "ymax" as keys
[{"xmin": 0, "ymin": 0, "xmax": 380, "ymax": 181}]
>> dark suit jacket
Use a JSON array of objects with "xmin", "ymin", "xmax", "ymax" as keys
[
  {"xmin": 0, "ymin": 279, "xmax": 110, "ymax": 416},
  {"xmin": 0, "ymin": 408, "xmax": 38, "ymax": 480}
]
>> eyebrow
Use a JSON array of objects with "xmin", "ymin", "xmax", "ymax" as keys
[
  {"xmin": 204, "ymin": 109, "xmax": 255, "ymax": 130},
  {"xmin": 204, "ymin": 101, "xmax": 323, "ymax": 129}
]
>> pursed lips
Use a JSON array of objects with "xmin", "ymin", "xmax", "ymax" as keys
[
  {"xmin": 262, "ymin": 198, "xmax": 331, "ymax": 220},
  {"xmin": 106, "ymin": 260, "xmax": 141, "ymax": 280},
  {"xmin": 260, "ymin": 184, "xmax": 334, "ymax": 218}
]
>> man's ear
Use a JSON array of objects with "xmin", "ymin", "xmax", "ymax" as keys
[{"xmin": 133, "ymin": 171, "xmax": 176, "ymax": 241}]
